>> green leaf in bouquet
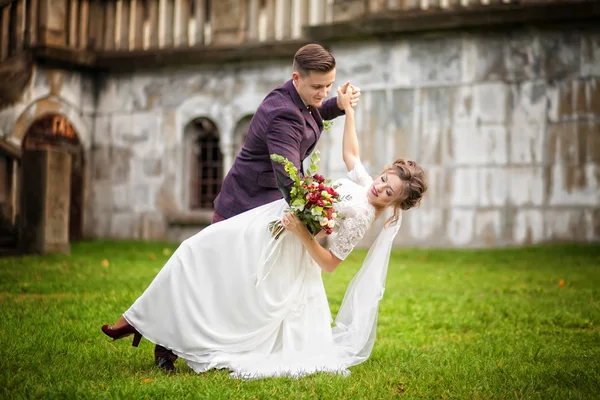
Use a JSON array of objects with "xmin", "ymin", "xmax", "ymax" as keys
[
  {"xmin": 291, "ymin": 198, "xmax": 305, "ymax": 207},
  {"xmin": 307, "ymin": 151, "xmax": 320, "ymax": 176},
  {"xmin": 311, "ymin": 207, "xmax": 323, "ymax": 216}
]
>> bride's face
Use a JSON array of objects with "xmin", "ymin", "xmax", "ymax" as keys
[{"xmin": 367, "ymin": 172, "xmax": 404, "ymax": 208}]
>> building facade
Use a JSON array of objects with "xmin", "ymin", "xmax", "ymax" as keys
[{"xmin": 0, "ymin": 0, "xmax": 598, "ymax": 252}]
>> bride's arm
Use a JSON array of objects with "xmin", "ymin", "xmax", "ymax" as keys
[
  {"xmin": 282, "ymin": 213, "xmax": 342, "ymax": 273},
  {"xmin": 337, "ymin": 86, "xmax": 360, "ymax": 172}
]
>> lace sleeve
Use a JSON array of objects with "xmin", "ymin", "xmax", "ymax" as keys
[
  {"xmin": 348, "ymin": 160, "xmax": 373, "ymax": 188},
  {"xmin": 329, "ymin": 210, "xmax": 373, "ymax": 261}
]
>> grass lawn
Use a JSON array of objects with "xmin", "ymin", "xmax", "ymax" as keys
[{"xmin": 0, "ymin": 241, "xmax": 598, "ymax": 399}]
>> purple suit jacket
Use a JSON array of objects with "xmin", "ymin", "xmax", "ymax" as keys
[{"xmin": 214, "ymin": 79, "xmax": 345, "ymax": 219}]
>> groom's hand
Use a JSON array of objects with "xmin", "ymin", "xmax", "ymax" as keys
[{"xmin": 336, "ymin": 81, "xmax": 361, "ymax": 110}]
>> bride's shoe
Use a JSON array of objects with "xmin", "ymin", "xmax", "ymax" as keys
[{"xmin": 101, "ymin": 323, "xmax": 142, "ymax": 347}]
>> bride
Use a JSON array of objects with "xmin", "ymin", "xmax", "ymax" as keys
[{"xmin": 101, "ymin": 85, "xmax": 427, "ymax": 379}]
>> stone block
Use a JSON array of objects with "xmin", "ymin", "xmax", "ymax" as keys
[
  {"xmin": 92, "ymin": 147, "xmax": 111, "ymax": 181},
  {"xmin": 581, "ymin": 31, "xmax": 600, "ymax": 77},
  {"xmin": 474, "ymin": 210, "xmax": 502, "ymax": 247},
  {"xmin": 90, "ymin": 180, "xmax": 113, "ymax": 211},
  {"xmin": 392, "ymin": 89, "xmax": 418, "ymax": 160},
  {"xmin": 450, "ymin": 168, "xmax": 478, "ymax": 207},
  {"xmin": 81, "ymin": 75, "xmax": 96, "ymax": 114},
  {"xmin": 88, "ymin": 209, "xmax": 111, "ymax": 238},
  {"xmin": 409, "ymin": 208, "xmax": 445, "ymax": 243},
  {"xmin": 510, "ymin": 121, "xmax": 545, "ymax": 164},
  {"xmin": 508, "ymin": 167, "xmax": 544, "ymax": 206},
  {"xmin": 136, "ymin": 212, "xmax": 166, "ymax": 241},
  {"xmin": 547, "ymin": 164, "xmax": 599, "ymax": 206},
  {"xmin": 547, "ymin": 122, "xmax": 586, "ymax": 165},
  {"xmin": 512, "ymin": 209, "xmax": 544, "ymax": 245},
  {"xmin": 509, "ymin": 81, "xmax": 547, "ymax": 124},
  {"xmin": 388, "ymin": 41, "xmax": 421, "ymax": 87},
  {"xmin": 112, "ymin": 113, "xmax": 159, "ymax": 151},
  {"xmin": 588, "ymin": 78, "xmax": 600, "ymax": 117},
  {"xmin": 409, "ymin": 36, "xmax": 462, "ymax": 85},
  {"xmin": 580, "ymin": 121, "xmax": 600, "ymax": 163},
  {"xmin": 473, "ymin": 83, "xmax": 507, "ymax": 124},
  {"xmin": 93, "ymin": 115, "xmax": 112, "ymax": 146},
  {"xmin": 544, "ymin": 209, "xmax": 588, "ymax": 241},
  {"xmin": 110, "ymin": 147, "xmax": 132, "ymax": 184},
  {"xmin": 109, "ymin": 212, "xmax": 136, "ymax": 239},
  {"xmin": 143, "ymin": 158, "xmax": 162, "ymax": 178},
  {"xmin": 419, "ymin": 87, "xmax": 454, "ymax": 165},
  {"xmin": 547, "ymin": 80, "xmax": 588, "ymax": 122},
  {"xmin": 418, "ymin": 166, "xmax": 450, "ymax": 208},
  {"xmin": 478, "ymin": 168, "xmax": 508, "ymax": 207},
  {"xmin": 472, "ymin": 34, "xmax": 508, "ymax": 82},
  {"xmin": 112, "ymin": 184, "xmax": 132, "ymax": 212},
  {"xmin": 505, "ymin": 31, "xmax": 543, "ymax": 82},
  {"xmin": 132, "ymin": 184, "xmax": 153, "ymax": 213},
  {"xmin": 452, "ymin": 86, "xmax": 473, "ymax": 125},
  {"xmin": 446, "ymin": 209, "xmax": 475, "ymax": 246},
  {"xmin": 333, "ymin": 41, "xmax": 394, "ymax": 87},
  {"xmin": 96, "ymin": 74, "xmax": 149, "ymax": 113},
  {"xmin": 366, "ymin": 90, "xmax": 391, "ymax": 165},
  {"xmin": 540, "ymin": 31, "xmax": 581, "ymax": 80},
  {"xmin": 450, "ymin": 122, "xmax": 507, "ymax": 165}
]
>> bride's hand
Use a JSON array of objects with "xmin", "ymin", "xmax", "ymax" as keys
[
  {"xmin": 281, "ymin": 213, "xmax": 308, "ymax": 237},
  {"xmin": 336, "ymin": 83, "xmax": 353, "ymax": 112}
]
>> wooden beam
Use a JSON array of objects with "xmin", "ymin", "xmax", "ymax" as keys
[
  {"xmin": 87, "ymin": 0, "xmax": 104, "ymax": 50},
  {"xmin": 174, "ymin": 0, "xmax": 190, "ymax": 47},
  {"xmin": 146, "ymin": 0, "xmax": 159, "ymax": 49},
  {"xmin": 26, "ymin": 0, "xmax": 38, "ymax": 46},
  {"xmin": 193, "ymin": 0, "xmax": 205, "ymax": 45},
  {"xmin": 132, "ymin": 0, "xmax": 144, "ymax": 49},
  {"xmin": 1, "ymin": 4, "xmax": 9, "ymax": 61},
  {"xmin": 103, "ymin": 0, "xmax": 115, "ymax": 50},
  {"xmin": 78, "ymin": 0, "xmax": 88, "ymax": 49},
  {"xmin": 95, "ymin": 39, "xmax": 310, "ymax": 71},
  {"xmin": 67, "ymin": 0, "xmax": 78, "ymax": 48},
  {"xmin": 115, "ymin": 0, "xmax": 130, "ymax": 50}
]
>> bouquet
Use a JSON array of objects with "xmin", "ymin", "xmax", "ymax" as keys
[{"xmin": 268, "ymin": 151, "xmax": 345, "ymax": 239}]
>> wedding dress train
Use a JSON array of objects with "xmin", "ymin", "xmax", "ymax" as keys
[{"xmin": 123, "ymin": 161, "xmax": 401, "ymax": 379}]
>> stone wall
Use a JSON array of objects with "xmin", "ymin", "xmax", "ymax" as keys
[
  {"xmin": 328, "ymin": 28, "xmax": 600, "ymax": 247},
  {"xmin": 1, "ymin": 25, "xmax": 598, "ymax": 247}
]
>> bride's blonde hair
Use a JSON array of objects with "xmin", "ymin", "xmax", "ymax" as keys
[{"xmin": 381, "ymin": 159, "xmax": 427, "ymax": 226}]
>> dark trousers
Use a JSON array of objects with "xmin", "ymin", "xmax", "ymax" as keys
[{"xmin": 154, "ymin": 210, "xmax": 227, "ymax": 362}]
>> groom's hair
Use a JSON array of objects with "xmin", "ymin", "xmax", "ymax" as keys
[{"xmin": 293, "ymin": 44, "xmax": 336, "ymax": 77}]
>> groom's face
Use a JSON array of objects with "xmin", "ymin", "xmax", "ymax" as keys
[{"xmin": 293, "ymin": 69, "xmax": 336, "ymax": 108}]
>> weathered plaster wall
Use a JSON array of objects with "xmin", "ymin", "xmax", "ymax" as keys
[
  {"xmin": 325, "ymin": 28, "xmax": 600, "ymax": 247},
  {"xmin": 1, "ymin": 26, "xmax": 598, "ymax": 247}
]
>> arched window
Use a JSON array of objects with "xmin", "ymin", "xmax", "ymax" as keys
[{"xmin": 184, "ymin": 117, "xmax": 222, "ymax": 210}]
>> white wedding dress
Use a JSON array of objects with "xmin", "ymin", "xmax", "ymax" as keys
[{"xmin": 123, "ymin": 161, "xmax": 401, "ymax": 379}]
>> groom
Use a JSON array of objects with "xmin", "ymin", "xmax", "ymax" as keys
[
  {"xmin": 154, "ymin": 43, "xmax": 360, "ymax": 373},
  {"xmin": 213, "ymin": 43, "xmax": 360, "ymax": 223}
]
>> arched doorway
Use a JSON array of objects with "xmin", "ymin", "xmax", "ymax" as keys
[{"xmin": 20, "ymin": 114, "xmax": 84, "ymax": 253}]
